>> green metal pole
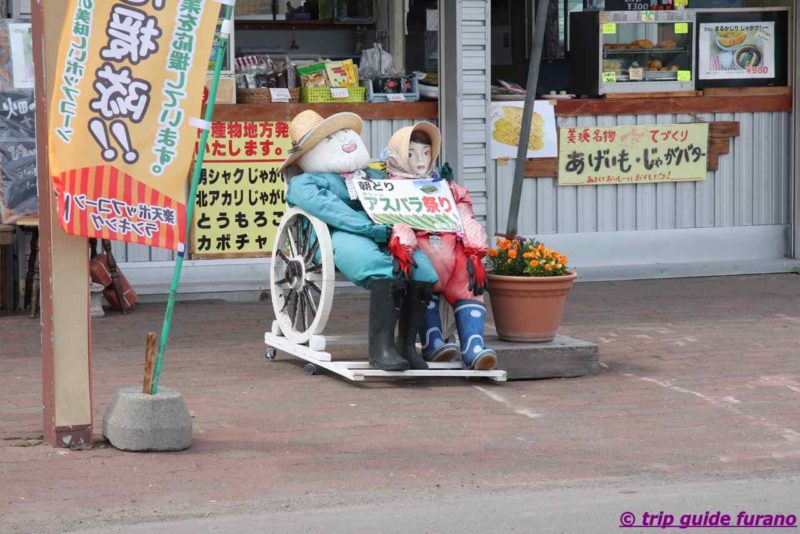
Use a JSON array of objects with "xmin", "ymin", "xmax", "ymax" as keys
[{"xmin": 151, "ymin": 5, "xmax": 233, "ymax": 394}]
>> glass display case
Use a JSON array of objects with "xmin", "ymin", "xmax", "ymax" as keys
[{"xmin": 569, "ymin": 10, "xmax": 696, "ymax": 96}]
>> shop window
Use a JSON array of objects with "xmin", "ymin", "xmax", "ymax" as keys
[{"xmin": 546, "ymin": 0, "xmax": 584, "ymax": 59}]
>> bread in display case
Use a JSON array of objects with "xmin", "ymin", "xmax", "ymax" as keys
[{"xmin": 569, "ymin": 10, "xmax": 696, "ymax": 96}]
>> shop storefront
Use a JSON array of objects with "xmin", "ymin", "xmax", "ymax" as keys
[
  {"xmin": 46, "ymin": 0, "xmax": 795, "ymax": 298},
  {"xmin": 489, "ymin": 0, "xmax": 797, "ymax": 279}
]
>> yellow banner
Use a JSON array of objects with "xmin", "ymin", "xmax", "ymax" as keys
[
  {"xmin": 191, "ymin": 121, "xmax": 291, "ymax": 257},
  {"xmin": 558, "ymin": 123, "xmax": 709, "ymax": 186},
  {"xmin": 49, "ymin": 0, "xmax": 221, "ymax": 250}
]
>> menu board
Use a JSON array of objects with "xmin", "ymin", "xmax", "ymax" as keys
[
  {"xmin": 698, "ymin": 22, "xmax": 775, "ymax": 80},
  {"xmin": 191, "ymin": 121, "xmax": 291, "ymax": 257},
  {"xmin": 558, "ymin": 123, "xmax": 709, "ymax": 186}
]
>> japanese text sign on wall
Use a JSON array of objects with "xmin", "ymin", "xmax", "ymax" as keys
[
  {"xmin": 192, "ymin": 121, "xmax": 292, "ymax": 256},
  {"xmin": 48, "ymin": 0, "xmax": 221, "ymax": 251},
  {"xmin": 558, "ymin": 123, "xmax": 709, "ymax": 186},
  {"xmin": 350, "ymin": 178, "xmax": 463, "ymax": 234}
]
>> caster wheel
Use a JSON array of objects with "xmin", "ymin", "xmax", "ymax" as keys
[
  {"xmin": 303, "ymin": 363, "xmax": 318, "ymax": 376},
  {"xmin": 265, "ymin": 348, "xmax": 277, "ymax": 360}
]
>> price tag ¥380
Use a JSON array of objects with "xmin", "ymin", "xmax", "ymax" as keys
[{"xmin": 330, "ymin": 87, "xmax": 350, "ymax": 99}]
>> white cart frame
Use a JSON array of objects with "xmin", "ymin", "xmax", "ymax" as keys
[{"xmin": 265, "ymin": 207, "xmax": 506, "ymax": 383}]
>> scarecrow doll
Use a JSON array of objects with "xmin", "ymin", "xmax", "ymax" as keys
[
  {"xmin": 384, "ymin": 122, "xmax": 497, "ymax": 370},
  {"xmin": 280, "ymin": 110, "xmax": 437, "ymax": 372}
]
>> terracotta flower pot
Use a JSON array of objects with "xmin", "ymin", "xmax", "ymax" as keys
[{"xmin": 488, "ymin": 272, "xmax": 577, "ymax": 343}]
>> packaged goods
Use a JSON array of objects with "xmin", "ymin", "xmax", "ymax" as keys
[{"xmin": 297, "ymin": 62, "xmax": 329, "ymax": 87}]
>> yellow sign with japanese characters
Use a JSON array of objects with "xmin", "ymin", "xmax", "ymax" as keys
[
  {"xmin": 558, "ymin": 123, "xmax": 709, "ymax": 186},
  {"xmin": 48, "ymin": 0, "xmax": 221, "ymax": 251},
  {"xmin": 191, "ymin": 121, "xmax": 292, "ymax": 257}
]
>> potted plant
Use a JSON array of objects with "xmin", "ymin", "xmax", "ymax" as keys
[{"xmin": 487, "ymin": 237, "xmax": 577, "ymax": 343}]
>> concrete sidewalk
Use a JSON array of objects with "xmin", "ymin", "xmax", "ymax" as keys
[{"xmin": 1, "ymin": 275, "xmax": 799, "ymax": 533}]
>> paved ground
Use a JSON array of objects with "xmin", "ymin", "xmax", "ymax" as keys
[{"xmin": 1, "ymin": 274, "xmax": 800, "ymax": 533}]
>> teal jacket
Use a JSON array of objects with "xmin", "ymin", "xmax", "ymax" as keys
[{"xmin": 286, "ymin": 168, "xmax": 389, "ymax": 243}]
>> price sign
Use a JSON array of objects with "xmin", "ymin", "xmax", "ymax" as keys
[
  {"xmin": 675, "ymin": 0, "xmax": 688, "ymax": 6},
  {"xmin": 677, "ymin": 70, "xmax": 692, "ymax": 82},
  {"xmin": 330, "ymin": 87, "xmax": 350, "ymax": 99},
  {"xmin": 602, "ymin": 71, "xmax": 617, "ymax": 84},
  {"xmin": 269, "ymin": 88, "xmax": 291, "ymax": 102},
  {"xmin": 602, "ymin": 23, "xmax": 617, "ymax": 35},
  {"xmin": 386, "ymin": 93, "xmax": 407, "ymax": 102},
  {"xmin": 640, "ymin": 11, "xmax": 656, "ymax": 22},
  {"xmin": 629, "ymin": 67, "xmax": 644, "ymax": 81},
  {"xmin": 674, "ymin": 22, "xmax": 689, "ymax": 34}
]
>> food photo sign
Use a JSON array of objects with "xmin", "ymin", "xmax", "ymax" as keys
[
  {"xmin": 490, "ymin": 101, "xmax": 558, "ymax": 160},
  {"xmin": 698, "ymin": 22, "xmax": 775, "ymax": 80}
]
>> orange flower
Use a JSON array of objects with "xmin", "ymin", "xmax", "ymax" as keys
[
  {"xmin": 558, "ymin": 255, "xmax": 567, "ymax": 264},
  {"xmin": 508, "ymin": 249, "xmax": 518, "ymax": 259},
  {"xmin": 498, "ymin": 239, "xmax": 510, "ymax": 250},
  {"xmin": 488, "ymin": 249, "xmax": 499, "ymax": 257},
  {"xmin": 537, "ymin": 244, "xmax": 545, "ymax": 252},
  {"xmin": 545, "ymin": 264, "xmax": 553, "ymax": 271},
  {"xmin": 529, "ymin": 260, "xmax": 538, "ymax": 267}
]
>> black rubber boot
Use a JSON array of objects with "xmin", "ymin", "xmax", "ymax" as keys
[
  {"xmin": 368, "ymin": 279, "xmax": 410, "ymax": 371},
  {"xmin": 396, "ymin": 281, "xmax": 433, "ymax": 370}
]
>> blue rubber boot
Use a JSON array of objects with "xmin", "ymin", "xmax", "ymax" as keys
[
  {"xmin": 420, "ymin": 295, "xmax": 460, "ymax": 362},
  {"xmin": 454, "ymin": 300, "xmax": 497, "ymax": 370}
]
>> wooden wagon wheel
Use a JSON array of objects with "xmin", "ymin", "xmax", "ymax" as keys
[{"xmin": 270, "ymin": 207, "xmax": 335, "ymax": 345}]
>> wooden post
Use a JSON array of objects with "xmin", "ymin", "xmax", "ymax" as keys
[
  {"xmin": 33, "ymin": 0, "xmax": 94, "ymax": 448},
  {"xmin": 142, "ymin": 333, "xmax": 157, "ymax": 394}
]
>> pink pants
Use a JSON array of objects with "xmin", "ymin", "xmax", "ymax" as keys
[{"xmin": 416, "ymin": 233, "xmax": 484, "ymax": 305}]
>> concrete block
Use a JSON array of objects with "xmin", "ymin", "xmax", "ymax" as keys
[
  {"xmin": 102, "ymin": 387, "xmax": 192, "ymax": 452},
  {"xmin": 491, "ymin": 335, "xmax": 600, "ymax": 381},
  {"xmin": 90, "ymin": 283, "xmax": 105, "ymax": 318}
]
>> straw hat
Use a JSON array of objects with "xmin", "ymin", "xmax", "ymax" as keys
[
  {"xmin": 386, "ymin": 121, "xmax": 441, "ymax": 175},
  {"xmin": 279, "ymin": 110, "xmax": 363, "ymax": 171}
]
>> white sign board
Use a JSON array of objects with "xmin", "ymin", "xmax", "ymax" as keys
[
  {"xmin": 349, "ymin": 178, "xmax": 463, "ymax": 234},
  {"xmin": 490, "ymin": 100, "xmax": 558, "ymax": 159},
  {"xmin": 8, "ymin": 23, "xmax": 33, "ymax": 89}
]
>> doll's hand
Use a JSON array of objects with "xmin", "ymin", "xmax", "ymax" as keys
[
  {"xmin": 466, "ymin": 255, "xmax": 487, "ymax": 296},
  {"xmin": 389, "ymin": 237, "xmax": 417, "ymax": 280}
]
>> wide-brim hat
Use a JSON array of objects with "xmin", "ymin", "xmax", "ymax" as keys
[
  {"xmin": 279, "ymin": 110, "xmax": 363, "ymax": 172},
  {"xmin": 386, "ymin": 121, "xmax": 442, "ymax": 174}
]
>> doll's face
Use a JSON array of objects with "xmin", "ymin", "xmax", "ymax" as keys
[
  {"xmin": 298, "ymin": 128, "xmax": 370, "ymax": 174},
  {"xmin": 408, "ymin": 141, "xmax": 432, "ymax": 176}
]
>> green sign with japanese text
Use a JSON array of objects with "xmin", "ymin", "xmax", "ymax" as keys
[{"xmin": 558, "ymin": 123, "xmax": 709, "ymax": 186}]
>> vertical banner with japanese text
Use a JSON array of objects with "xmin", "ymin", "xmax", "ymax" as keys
[
  {"xmin": 48, "ymin": 0, "xmax": 221, "ymax": 250},
  {"xmin": 191, "ymin": 121, "xmax": 291, "ymax": 257}
]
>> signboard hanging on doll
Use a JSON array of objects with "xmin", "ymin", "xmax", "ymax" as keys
[{"xmin": 347, "ymin": 177, "xmax": 463, "ymax": 234}]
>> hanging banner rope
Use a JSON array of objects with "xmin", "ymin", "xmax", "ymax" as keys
[{"xmin": 48, "ymin": 0, "xmax": 222, "ymax": 251}]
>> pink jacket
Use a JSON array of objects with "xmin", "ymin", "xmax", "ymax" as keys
[{"xmin": 391, "ymin": 180, "xmax": 489, "ymax": 257}]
